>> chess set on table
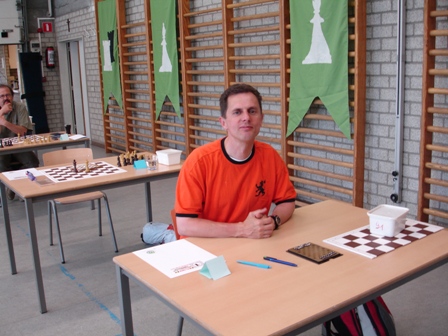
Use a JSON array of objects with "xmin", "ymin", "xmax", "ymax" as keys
[
  {"xmin": 0, "ymin": 134, "xmax": 46, "ymax": 147},
  {"xmin": 42, "ymin": 161, "xmax": 127, "ymax": 183},
  {"xmin": 323, "ymin": 219, "xmax": 444, "ymax": 259}
]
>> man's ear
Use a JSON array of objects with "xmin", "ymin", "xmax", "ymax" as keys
[{"xmin": 219, "ymin": 116, "xmax": 227, "ymax": 130}]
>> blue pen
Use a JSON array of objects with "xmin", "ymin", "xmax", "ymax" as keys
[
  {"xmin": 237, "ymin": 260, "xmax": 271, "ymax": 269},
  {"xmin": 263, "ymin": 256, "xmax": 298, "ymax": 267}
]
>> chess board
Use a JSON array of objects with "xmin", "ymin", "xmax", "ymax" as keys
[
  {"xmin": 323, "ymin": 219, "xmax": 444, "ymax": 259},
  {"xmin": 42, "ymin": 161, "xmax": 126, "ymax": 183},
  {"xmin": 2, "ymin": 135, "xmax": 44, "ymax": 145}
]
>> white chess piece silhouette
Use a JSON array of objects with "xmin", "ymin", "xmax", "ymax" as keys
[
  {"xmin": 102, "ymin": 40, "xmax": 112, "ymax": 71},
  {"xmin": 159, "ymin": 23, "xmax": 173, "ymax": 72},
  {"xmin": 302, "ymin": 0, "xmax": 332, "ymax": 64}
]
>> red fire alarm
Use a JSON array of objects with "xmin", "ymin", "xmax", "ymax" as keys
[{"xmin": 42, "ymin": 22, "xmax": 53, "ymax": 33}]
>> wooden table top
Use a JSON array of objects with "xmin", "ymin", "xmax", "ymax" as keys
[
  {"xmin": 0, "ymin": 132, "xmax": 89, "ymax": 154},
  {"xmin": 114, "ymin": 200, "xmax": 448, "ymax": 336},
  {"xmin": 0, "ymin": 154, "xmax": 182, "ymax": 200}
]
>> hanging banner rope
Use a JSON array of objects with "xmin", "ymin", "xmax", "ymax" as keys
[
  {"xmin": 150, "ymin": 0, "xmax": 181, "ymax": 119},
  {"xmin": 287, "ymin": 0, "xmax": 351, "ymax": 139},
  {"xmin": 98, "ymin": 0, "xmax": 123, "ymax": 112}
]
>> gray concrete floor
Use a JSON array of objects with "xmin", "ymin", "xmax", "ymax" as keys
[{"xmin": 0, "ymin": 145, "xmax": 446, "ymax": 336}]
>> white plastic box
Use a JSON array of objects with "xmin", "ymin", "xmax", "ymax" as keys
[
  {"xmin": 156, "ymin": 149, "xmax": 182, "ymax": 165},
  {"xmin": 367, "ymin": 204, "xmax": 409, "ymax": 237}
]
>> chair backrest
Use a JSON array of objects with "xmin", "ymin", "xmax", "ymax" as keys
[{"xmin": 42, "ymin": 148, "xmax": 94, "ymax": 166}]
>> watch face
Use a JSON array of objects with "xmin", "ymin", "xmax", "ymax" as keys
[
  {"xmin": 271, "ymin": 215, "xmax": 280, "ymax": 229},
  {"xmin": 274, "ymin": 216, "xmax": 280, "ymax": 225}
]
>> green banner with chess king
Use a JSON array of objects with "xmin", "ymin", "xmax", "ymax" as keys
[
  {"xmin": 98, "ymin": 0, "xmax": 122, "ymax": 112},
  {"xmin": 287, "ymin": 0, "xmax": 350, "ymax": 139},
  {"xmin": 150, "ymin": 0, "xmax": 181, "ymax": 118}
]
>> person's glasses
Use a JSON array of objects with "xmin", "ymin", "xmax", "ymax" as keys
[{"xmin": 0, "ymin": 93, "xmax": 12, "ymax": 100}]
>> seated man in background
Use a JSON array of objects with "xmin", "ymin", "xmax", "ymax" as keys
[
  {"xmin": 0, "ymin": 84, "xmax": 39, "ymax": 200},
  {"xmin": 175, "ymin": 83, "xmax": 296, "ymax": 238}
]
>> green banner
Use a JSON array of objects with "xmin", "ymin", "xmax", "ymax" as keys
[
  {"xmin": 150, "ymin": 0, "xmax": 181, "ymax": 118},
  {"xmin": 98, "ymin": 0, "xmax": 122, "ymax": 112},
  {"xmin": 288, "ymin": 0, "xmax": 350, "ymax": 139}
]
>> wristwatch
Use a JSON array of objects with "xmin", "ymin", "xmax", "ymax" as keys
[{"xmin": 270, "ymin": 215, "xmax": 281, "ymax": 230}]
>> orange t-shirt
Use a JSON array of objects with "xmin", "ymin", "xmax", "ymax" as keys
[{"xmin": 175, "ymin": 138, "xmax": 296, "ymax": 224}]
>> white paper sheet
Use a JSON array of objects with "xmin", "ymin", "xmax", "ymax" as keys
[
  {"xmin": 69, "ymin": 134, "xmax": 87, "ymax": 140},
  {"xmin": 133, "ymin": 239, "xmax": 216, "ymax": 278},
  {"xmin": 2, "ymin": 168, "xmax": 44, "ymax": 180}
]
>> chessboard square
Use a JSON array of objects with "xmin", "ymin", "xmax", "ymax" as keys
[
  {"xmin": 400, "ymin": 229, "xmax": 413, "ymax": 235},
  {"xmin": 413, "ymin": 223, "xmax": 429, "ymax": 230},
  {"xmin": 417, "ymin": 229, "xmax": 433, "ymax": 236},
  {"xmin": 405, "ymin": 226, "xmax": 423, "ymax": 233},
  {"xmin": 372, "ymin": 237, "xmax": 393, "ymax": 245},
  {"xmin": 344, "ymin": 234, "xmax": 361, "ymax": 241},
  {"xmin": 401, "ymin": 235, "xmax": 420, "ymax": 242},
  {"xmin": 363, "ymin": 234, "xmax": 379, "ymax": 241},
  {"xmin": 375, "ymin": 244, "xmax": 395, "ymax": 253},
  {"xmin": 360, "ymin": 228, "xmax": 371, "ymax": 235},
  {"xmin": 384, "ymin": 241, "xmax": 403, "ymax": 249},
  {"xmin": 356, "ymin": 244, "xmax": 375, "ymax": 253},
  {"xmin": 421, "ymin": 225, "xmax": 442, "ymax": 233},
  {"xmin": 346, "ymin": 241, "xmax": 361, "ymax": 248},
  {"xmin": 392, "ymin": 238, "xmax": 412, "ymax": 245},
  {"xmin": 408, "ymin": 232, "xmax": 426, "ymax": 239},
  {"xmin": 354, "ymin": 238, "xmax": 371, "ymax": 245},
  {"xmin": 368, "ymin": 249, "xmax": 386, "ymax": 257},
  {"xmin": 365, "ymin": 241, "xmax": 381, "ymax": 249}
]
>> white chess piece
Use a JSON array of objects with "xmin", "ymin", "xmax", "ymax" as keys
[
  {"xmin": 159, "ymin": 23, "xmax": 173, "ymax": 72},
  {"xmin": 302, "ymin": 0, "xmax": 332, "ymax": 64},
  {"xmin": 102, "ymin": 40, "xmax": 113, "ymax": 71}
]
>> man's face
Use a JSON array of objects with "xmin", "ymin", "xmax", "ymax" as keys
[
  {"xmin": 219, "ymin": 92, "xmax": 263, "ymax": 142},
  {"xmin": 0, "ymin": 87, "xmax": 13, "ymax": 107}
]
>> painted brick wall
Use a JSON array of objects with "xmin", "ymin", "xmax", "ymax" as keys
[{"xmin": 54, "ymin": 4, "xmax": 102, "ymax": 143}]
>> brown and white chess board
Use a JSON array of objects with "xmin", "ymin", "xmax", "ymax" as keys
[
  {"xmin": 42, "ymin": 161, "xmax": 126, "ymax": 183},
  {"xmin": 1, "ymin": 135, "xmax": 44, "ymax": 146},
  {"xmin": 323, "ymin": 219, "xmax": 444, "ymax": 259}
]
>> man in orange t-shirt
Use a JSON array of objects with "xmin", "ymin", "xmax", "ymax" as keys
[{"xmin": 175, "ymin": 84, "xmax": 296, "ymax": 239}]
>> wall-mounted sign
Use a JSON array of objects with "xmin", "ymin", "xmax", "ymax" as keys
[{"xmin": 42, "ymin": 22, "xmax": 53, "ymax": 33}]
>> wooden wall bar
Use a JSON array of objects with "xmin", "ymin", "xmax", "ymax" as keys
[{"xmin": 418, "ymin": 1, "xmax": 448, "ymax": 223}]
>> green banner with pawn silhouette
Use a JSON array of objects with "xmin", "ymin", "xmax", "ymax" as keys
[{"xmin": 287, "ymin": 0, "xmax": 350, "ymax": 139}]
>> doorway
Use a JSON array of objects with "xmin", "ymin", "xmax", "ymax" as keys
[{"xmin": 58, "ymin": 39, "xmax": 90, "ymax": 137}]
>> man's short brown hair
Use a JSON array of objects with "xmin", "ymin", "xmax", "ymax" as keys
[{"xmin": 219, "ymin": 83, "xmax": 263, "ymax": 118}]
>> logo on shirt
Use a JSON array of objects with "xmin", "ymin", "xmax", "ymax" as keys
[{"xmin": 255, "ymin": 180, "xmax": 266, "ymax": 197}]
